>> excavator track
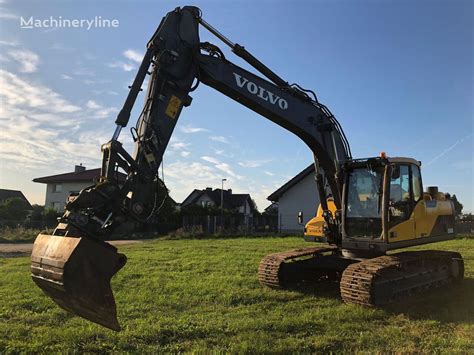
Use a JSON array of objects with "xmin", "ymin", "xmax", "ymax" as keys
[
  {"xmin": 258, "ymin": 246, "xmax": 339, "ymax": 289},
  {"xmin": 340, "ymin": 250, "xmax": 464, "ymax": 306}
]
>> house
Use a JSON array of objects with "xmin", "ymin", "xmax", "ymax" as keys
[
  {"xmin": 33, "ymin": 165, "xmax": 126, "ymax": 212},
  {"xmin": 0, "ymin": 189, "xmax": 33, "ymax": 210},
  {"xmin": 264, "ymin": 202, "xmax": 278, "ymax": 215},
  {"xmin": 267, "ymin": 164, "xmax": 319, "ymax": 233},
  {"xmin": 181, "ymin": 188, "xmax": 256, "ymax": 217}
]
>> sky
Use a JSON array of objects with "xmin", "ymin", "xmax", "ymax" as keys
[{"xmin": 0, "ymin": 0, "xmax": 472, "ymax": 212}]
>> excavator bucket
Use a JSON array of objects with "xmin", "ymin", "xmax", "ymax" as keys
[{"xmin": 30, "ymin": 234, "xmax": 127, "ymax": 331}]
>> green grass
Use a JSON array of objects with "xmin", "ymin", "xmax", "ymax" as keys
[{"xmin": 1, "ymin": 236, "xmax": 473, "ymax": 353}]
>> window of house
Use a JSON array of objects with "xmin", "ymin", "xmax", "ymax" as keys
[
  {"xmin": 52, "ymin": 184, "xmax": 62, "ymax": 193},
  {"xmin": 51, "ymin": 202, "xmax": 62, "ymax": 210}
]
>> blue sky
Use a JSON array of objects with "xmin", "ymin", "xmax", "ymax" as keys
[{"xmin": 0, "ymin": 0, "xmax": 472, "ymax": 212}]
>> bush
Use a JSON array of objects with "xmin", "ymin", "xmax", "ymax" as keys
[{"xmin": 0, "ymin": 226, "xmax": 48, "ymax": 243}]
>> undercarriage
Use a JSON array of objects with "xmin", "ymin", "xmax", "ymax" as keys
[{"xmin": 258, "ymin": 247, "xmax": 464, "ymax": 306}]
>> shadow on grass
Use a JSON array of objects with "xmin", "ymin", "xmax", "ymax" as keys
[
  {"xmin": 284, "ymin": 277, "xmax": 474, "ymax": 324},
  {"xmin": 384, "ymin": 277, "xmax": 474, "ymax": 324},
  {"xmin": 285, "ymin": 279, "xmax": 342, "ymax": 299}
]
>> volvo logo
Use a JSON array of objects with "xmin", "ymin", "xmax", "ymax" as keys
[{"xmin": 233, "ymin": 72, "xmax": 288, "ymax": 110}]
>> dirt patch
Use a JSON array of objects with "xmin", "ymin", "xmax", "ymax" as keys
[{"xmin": 0, "ymin": 240, "xmax": 144, "ymax": 258}]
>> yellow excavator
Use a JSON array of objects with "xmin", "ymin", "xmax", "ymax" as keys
[{"xmin": 31, "ymin": 6, "xmax": 463, "ymax": 330}]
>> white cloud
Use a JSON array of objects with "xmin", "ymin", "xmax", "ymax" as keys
[
  {"xmin": 0, "ymin": 39, "xmax": 19, "ymax": 46},
  {"xmin": 0, "ymin": 9, "xmax": 18, "ymax": 20},
  {"xmin": 82, "ymin": 78, "xmax": 112, "ymax": 85},
  {"xmin": 238, "ymin": 159, "xmax": 272, "ymax": 168},
  {"xmin": 7, "ymin": 48, "xmax": 40, "ymax": 73},
  {"xmin": 50, "ymin": 43, "xmax": 71, "ymax": 51},
  {"xmin": 94, "ymin": 107, "xmax": 119, "ymax": 119},
  {"xmin": 0, "ymin": 53, "xmax": 9, "ymax": 62},
  {"xmin": 0, "ymin": 69, "xmax": 109, "ymax": 172},
  {"xmin": 108, "ymin": 61, "xmax": 135, "ymax": 72},
  {"xmin": 180, "ymin": 151, "xmax": 191, "ymax": 157},
  {"xmin": 179, "ymin": 124, "xmax": 209, "ymax": 134},
  {"xmin": 72, "ymin": 67, "xmax": 95, "ymax": 77},
  {"xmin": 0, "ymin": 70, "xmax": 80, "ymax": 113},
  {"xmin": 86, "ymin": 100, "xmax": 101, "ymax": 110},
  {"xmin": 108, "ymin": 50, "xmax": 142, "ymax": 72},
  {"xmin": 170, "ymin": 141, "xmax": 190, "ymax": 150},
  {"xmin": 164, "ymin": 161, "xmax": 221, "ymax": 201},
  {"xmin": 209, "ymin": 135, "xmax": 229, "ymax": 144},
  {"xmin": 215, "ymin": 162, "xmax": 244, "ymax": 180},
  {"xmin": 123, "ymin": 49, "xmax": 143, "ymax": 63},
  {"xmin": 61, "ymin": 74, "xmax": 72, "ymax": 80},
  {"xmin": 92, "ymin": 89, "xmax": 119, "ymax": 96},
  {"xmin": 200, "ymin": 156, "xmax": 244, "ymax": 180},
  {"xmin": 85, "ymin": 99, "xmax": 118, "ymax": 118},
  {"xmin": 264, "ymin": 171, "xmax": 275, "ymax": 176},
  {"xmin": 201, "ymin": 156, "xmax": 220, "ymax": 164}
]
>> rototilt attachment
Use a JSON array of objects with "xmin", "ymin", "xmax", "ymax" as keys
[{"xmin": 30, "ymin": 234, "xmax": 127, "ymax": 331}]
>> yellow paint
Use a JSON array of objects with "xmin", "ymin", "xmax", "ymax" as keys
[
  {"xmin": 165, "ymin": 95, "xmax": 181, "ymax": 119},
  {"xmin": 304, "ymin": 195, "xmax": 455, "ymax": 243},
  {"xmin": 304, "ymin": 199, "xmax": 337, "ymax": 238},
  {"xmin": 388, "ymin": 199, "xmax": 454, "ymax": 242},
  {"xmin": 387, "ymin": 213, "xmax": 415, "ymax": 242},
  {"xmin": 413, "ymin": 199, "xmax": 453, "ymax": 237}
]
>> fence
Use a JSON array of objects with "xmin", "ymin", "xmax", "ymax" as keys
[
  {"xmin": 182, "ymin": 214, "xmax": 278, "ymax": 235},
  {"xmin": 0, "ymin": 219, "xmax": 58, "ymax": 230},
  {"xmin": 1, "ymin": 217, "xmax": 471, "ymax": 238},
  {"xmin": 457, "ymin": 221, "xmax": 474, "ymax": 234}
]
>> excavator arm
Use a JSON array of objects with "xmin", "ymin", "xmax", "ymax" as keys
[{"xmin": 31, "ymin": 6, "xmax": 351, "ymax": 330}]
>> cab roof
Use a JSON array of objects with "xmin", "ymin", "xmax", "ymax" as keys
[{"xmin": 387, "ymin": 157, "xmax": 421, "ymax": 166}]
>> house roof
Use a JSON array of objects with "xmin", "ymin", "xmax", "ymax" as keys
[
  {"xmin": 0, "ymin": 189, "xmax": 33, "ymax": 209},
  {"xmin": 267, "ymin": 164, "xmax": 315, "ymax": 202},
  {"xmin": 181, "ymin": 188, "xmax": 254, "ymax": 211},
  {"xmin": 33, "ymin": 168, "xmax": 127, "ymax": 184},
  {"xmin": 264, "ymin": 202, "xmax": 278, "ymax": 212}
]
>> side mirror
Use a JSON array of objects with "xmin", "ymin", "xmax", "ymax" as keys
[{"xmin": 297, "ymin": 211, "xmax": 304, "ymax": 225}]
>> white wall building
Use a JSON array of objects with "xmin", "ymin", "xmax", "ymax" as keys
[
  {"xmin": 33, "ymin": 165, "xmax": 125, "ymax": 212},
  {"xmin": 268, "ymin": 164, "xmax": 320, "ymax": 233}
]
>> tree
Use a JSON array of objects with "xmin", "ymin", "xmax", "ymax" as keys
[
  {"xmin": 0, "ymin": 197, "xmax": 30, "ymax": 222},
  {"xmin": 450, "ymin": 194, "xmax": 463, "ymax": 217}
]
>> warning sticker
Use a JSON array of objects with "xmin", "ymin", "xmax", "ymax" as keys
[{"xmin": 165, "ymin": 95, "xmax": 182, "ymax": 119}]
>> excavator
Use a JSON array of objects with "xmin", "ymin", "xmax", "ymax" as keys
[{"xmin": 30, "ymin": 6, "xmax": 463, "ymax": 331}]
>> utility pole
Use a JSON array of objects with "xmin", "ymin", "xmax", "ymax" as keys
[{"xmin": 221, "ymin": 178, "xmax": 227, "ymax": 232}]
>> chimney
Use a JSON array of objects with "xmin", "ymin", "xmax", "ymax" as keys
[
  {"xmin": 227, "ymin": 189, "xmax": 232, "ymax": 194},
  {"xmin": 74, "ymin": 164, "xmax": 86, "ymax": 173},
  {"xmin": 205, "ymin": 187, "xmax": 213, "ymax": 192}
]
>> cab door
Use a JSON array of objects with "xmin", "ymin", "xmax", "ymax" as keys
[
  {"xmin": 387, "ymin": 164, "xmax": 416, "ymax": 242},
  {"xmin": 411, "ymin": 163, "xmax": 430, "ymax": 238}
]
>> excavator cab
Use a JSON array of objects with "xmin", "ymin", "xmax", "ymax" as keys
[
  {"xmin": 305, "ymin": 156, "xmax": 456, "ymax": 254},
  {"xmin": 31, "ymin": 234, "xmax": 127, "ymax": 331}
]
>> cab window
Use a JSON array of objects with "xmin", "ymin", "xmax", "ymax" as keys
[
  {"xmin": 411, "ymin": 164, "xmax": 422, "ymax": 202},
  {"xmin": 388, "ymin": 164, "xmax": 411, "ymax": 227}
]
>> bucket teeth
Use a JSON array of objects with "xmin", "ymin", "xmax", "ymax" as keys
[{"xmin": 31, "ymin": 234, "xmax": 127, "ymax": 331}]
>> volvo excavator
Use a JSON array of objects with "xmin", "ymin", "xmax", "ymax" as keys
[{"xmin": 31, "ymin": 6, "xmax": 464, "ymax": 331}]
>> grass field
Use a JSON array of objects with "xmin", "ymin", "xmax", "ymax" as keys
[{"xmin": 1, "ymin": 236, "xmax": 473, "ymax": 352}]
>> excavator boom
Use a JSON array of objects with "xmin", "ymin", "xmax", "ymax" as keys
[
  {"xmin": 31, "ymin": 6, "xmax": 351, "ymax": 330},
  {"xmin": 31, "ymin": 6, "xmax": 460, "ymax": 331}
]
